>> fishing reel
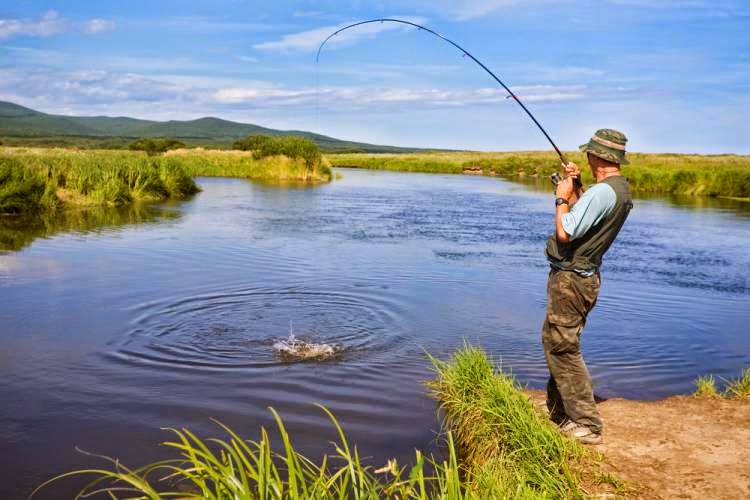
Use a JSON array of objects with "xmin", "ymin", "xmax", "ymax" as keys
[{"xmin": 550, "ymin": 172, "xmax": 583, "ymax": 190}]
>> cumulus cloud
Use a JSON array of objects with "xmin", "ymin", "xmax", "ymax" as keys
[
  {"xmin": 0, "ymin": 10, "xmax": 115, "ymax": 39},
  {"xmin": 254, "ymin": 16, "xmax": 427, "ymax": 53}
]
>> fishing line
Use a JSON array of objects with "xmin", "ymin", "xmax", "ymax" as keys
[{"xmin": 315, "ymin": 18, "xmax": 569, "ymax": 165}]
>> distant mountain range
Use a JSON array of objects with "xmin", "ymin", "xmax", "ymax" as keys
[{"xmin": 0, "ymin": 100, "xmax": 426, "ymax": 153}]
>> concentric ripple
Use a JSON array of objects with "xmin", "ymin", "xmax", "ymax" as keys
[{"xmin": 104, "ymin": 285, "xmax": 407, "ymax": 370}]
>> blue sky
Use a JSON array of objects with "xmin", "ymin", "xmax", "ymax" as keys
[{"xmin": 1, "ymin": 1, "xmax": 748, "ymax": 153}]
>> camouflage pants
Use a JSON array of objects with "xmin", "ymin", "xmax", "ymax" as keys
[{"xmin": 541, "ymin": 269, "xmax": 603, "ymax": 434}]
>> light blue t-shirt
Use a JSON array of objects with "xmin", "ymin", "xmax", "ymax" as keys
[{"xmin": 561, "ymin": 183, "xmax": 617, "ymax": 241}]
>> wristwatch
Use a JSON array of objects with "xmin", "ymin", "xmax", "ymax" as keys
[{"xmin": 555, "ymin": 197, "xmax": 569, "ymax": 206}]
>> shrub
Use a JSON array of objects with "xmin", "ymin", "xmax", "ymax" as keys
[
  {"xmin": 233, "ymin": 135, "xmax": 322, "ymax": 168},
  {"xmin": 232, "ymin": 134, "xmax": 272, "ymax": 151},
  {"xmin": 129, "ymin": 138, "xmax": 186, "ymax": 156}
]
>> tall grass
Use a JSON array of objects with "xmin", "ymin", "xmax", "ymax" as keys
[
  {"xmin": 0, "ymin": 146, "xmax": 333, "ymax": 215},
  {"xmin": 327, "ymin": 151, "xmax": 750, "ymax": 200},
  {"xmin": 166, "ymin": 148, "xmax": 332, "ymax": 183},
  {"xmin": 0, "ymin": 148, "xmax": 199, "ymax": 213},
  {"xmin": 426, "ymin": 343, "xmax": 592, "ymax": 498},
  {"xmin": 32, "ymin": 405, "xmax": 469, "ymax": 499}
]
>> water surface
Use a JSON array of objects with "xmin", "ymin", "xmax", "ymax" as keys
[{"xmin": 2, "ymin": 169, "xmax": 749, "ymax": 497}]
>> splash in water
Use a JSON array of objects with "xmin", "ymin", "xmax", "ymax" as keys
[{"xmin": 273, "ymin": 322, "xmax": 338, "ymax": 361}]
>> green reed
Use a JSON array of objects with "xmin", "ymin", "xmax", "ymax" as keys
[
  {"xmin": 32, "ymin": 405, "xmax": 470, "ymax": 499},
  {"xmin": 327, "ymin": 151, "xmax": 750, "ymax": 200},
  {"xmin": 426, "ymin": 342, "xmax": 596, "ymax": 498}
]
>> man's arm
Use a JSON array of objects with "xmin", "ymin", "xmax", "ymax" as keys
[{"xmin": 554, "ymin": 177, "xmax": 574, "ymax": 243}]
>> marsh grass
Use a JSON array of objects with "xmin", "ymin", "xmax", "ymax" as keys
[
  {"xmin": 0, "ymin": 148, "xmax": 199, "ymax": 213},
  {"xmin": 0, "ymin": 146, "xmax": 332, "ymax": 215},
  {"xmin": 426, "ymin": 342, "xmax": 602, "ymax": 498},
  {"xmin": 33, "ymin": 405, "xmax": 469, "ymax": 499},
  {"xmin": 166, "ymin": 148, "xmax": 332, "ymax": 183},
  {"xmin": 327, "ymin": 151, "xmax": 750, "ymax": 200}
]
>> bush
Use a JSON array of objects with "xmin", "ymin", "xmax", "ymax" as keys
[
  {"xmin": 232, "ymin": 134, "xmax": 272, "ymax": 151},
  {"xmin": 128, "ymin": 138, "xmax": 186, "ymax": 156},
  {"xmin": 233, "ymin": 135, "xmax": 322, "ymax": 168}
]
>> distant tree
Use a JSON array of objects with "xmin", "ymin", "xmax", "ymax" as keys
[{"xmin": 129, "ymin": 138, "xmax": 186, "ymax": 156}]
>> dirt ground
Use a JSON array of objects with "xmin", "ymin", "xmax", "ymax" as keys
[{"xmin": 529, "ymin": 391, "xmax": 750, "ymax": 499}]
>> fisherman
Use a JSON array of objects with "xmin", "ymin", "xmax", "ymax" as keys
[{"xmin": 542, "ymin": 129, "xmax": 632, "ymax": 445}]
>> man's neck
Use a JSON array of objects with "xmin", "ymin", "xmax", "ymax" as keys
[{"xmin": 595, "ymin": 169, "xmax": 621, "ymax": 183}]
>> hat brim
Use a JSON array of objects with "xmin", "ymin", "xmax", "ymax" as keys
[{"xmin": 579, "ymin": 142, "xmax": 629, "ymax": 165}]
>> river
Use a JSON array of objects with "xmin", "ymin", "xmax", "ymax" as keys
[{"xmin": 2, "ymin": 168, "xmax": 749, "ymax": 497}]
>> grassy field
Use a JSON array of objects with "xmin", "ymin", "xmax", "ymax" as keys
[
  {"xmin": 0, "ymin": 147, "xmax": 332, "ymax": 215},
  {"xmin": 34, "ymin": 344, "xmax": 622, "ymax": 499},
  {"xmin": 327, "ymin": 151, "xmax": 750, "ymax": 200}
]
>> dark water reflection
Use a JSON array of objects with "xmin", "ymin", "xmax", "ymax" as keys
[
  {"xmin": 1, "ymin": 169, "xmax": 749, "ymax": 498},
  {"xmin": 0, "ymin": 204, "xmax": 181, "ymax": 252}
]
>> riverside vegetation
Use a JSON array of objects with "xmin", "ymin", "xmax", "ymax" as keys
[
  {"xmin": 33, "ymin": 344, "xmax": 625, "ymax": 499},
  {"xmin": 0, "ymin": 137, "xmax": 332, "ymax": 215},
  {"xmin": 327, "ymin": 151, "xmax": 750, "ymax": 200}
]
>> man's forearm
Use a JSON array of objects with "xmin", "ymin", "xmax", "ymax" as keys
[{"xmin": 555, "ymin": 204, "xmax": 571, "ymax": 243}]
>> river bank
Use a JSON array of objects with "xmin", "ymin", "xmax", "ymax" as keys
[{"xmin": 327, "ymin": 151, "xmax": 750, "ymax": 200}]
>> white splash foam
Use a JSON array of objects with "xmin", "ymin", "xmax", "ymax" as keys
[{"xmin": 273, "ymin": 331, "xmax": 337, "ymax": 361}]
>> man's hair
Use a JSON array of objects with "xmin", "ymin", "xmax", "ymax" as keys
[{"xmin": 587, "ymin": 152, "xmax": 620, "ymax": 169}]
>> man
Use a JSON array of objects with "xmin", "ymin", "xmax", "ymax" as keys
[{"xmin": 542, "ymin": 128, "xmax": 633, "ymax": 445}]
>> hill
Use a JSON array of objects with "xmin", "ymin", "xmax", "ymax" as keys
[{"xmin": 0, "ymin": 101, "xmax": 426, "ymax": 153}]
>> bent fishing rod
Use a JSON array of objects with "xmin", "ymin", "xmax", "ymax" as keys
[{"xmin": 316, "ymin": 18, "xmax": 572, "ymax": 170}]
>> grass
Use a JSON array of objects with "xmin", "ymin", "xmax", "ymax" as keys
[
  {"xmin": 0, "ymin": 146, "xmax": 332, "ymax": 215},
  {"xmin": 693, "ymin": 368, "xmax": 750, "ymax": 398},
  {"xmin": 32, "ymin": 343, "xmax": 624, "ymax": 499},
  {"xmin": 327, "ymin": 151, "xmax": 750, "ymax": 200},
  {"xmin": 724, "ymin": 368, "xmax": 750, "ymax": 398},
  {"xmin": 166, "ymin": 148, "xmax": 332, "ymax": 183},
  {"xmin": 32, "ymin": 405, "xmax": 469, "ymax": 499},
  {"xmin": 426, "ymin": 342, "xmax": 595, "ymax": 498},
  {"xmin": 693, "ymin": 375, "xmax": 720, "ymax": 398}
]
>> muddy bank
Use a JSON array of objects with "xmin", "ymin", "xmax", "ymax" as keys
[{"xmin": 529, "ymin": 391, "xmax": 750, "ymax": 498}]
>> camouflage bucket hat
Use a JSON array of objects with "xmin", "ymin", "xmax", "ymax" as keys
[{"xmin": 579, "ymin": 128, "xmax": 629, "ymax": 165}]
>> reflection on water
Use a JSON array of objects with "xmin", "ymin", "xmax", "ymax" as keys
[
  {"xmin": 0, "ymin": 204, "xmax": 181, "ymax": 252},
  {"xmin": 1, "ymin": 171, "xmax": 749, "ymax": 498}
]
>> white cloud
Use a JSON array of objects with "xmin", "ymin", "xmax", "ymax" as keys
[
  {"xmin": 0, "ymin": 67, "xmax": 587, "ymax": 122},
  {"xmin": 84, "ymin": 19, "xmax": 115, "ymax": 34},
  {"xmin": 0, "ymin": 10, "xmax": 116, "ymax": 39},
  {"xmin": 254, "ymin": 16, "xmax": 427, "ymax": 53},
  {"xmin": 0, "ymin": 10, "xmax": 66, "ymax": 39},
  {"xmin": 212, "ymin": 83, "xmax": 586, "ymax": 107}
]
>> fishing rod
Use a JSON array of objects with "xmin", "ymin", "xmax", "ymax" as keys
[{"xmin": 316, "ymin": 18, "xmax": 571, "ymax": 169}]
